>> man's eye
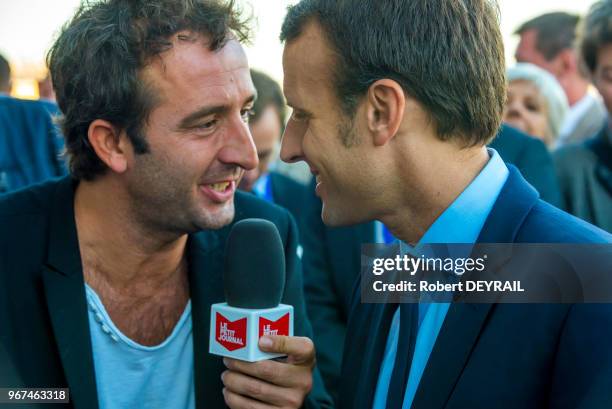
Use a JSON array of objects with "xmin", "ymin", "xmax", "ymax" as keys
[
  {"xmin": 291, "ymin": 110, "xmax": 309, "ymax": 122},
  {"xmin": 198, "ymin": 120, "xmax": 217, "ymax": 129},
  {"xmin": 241, "ymin": 109, "xmax": 255, "ymax": 123}
]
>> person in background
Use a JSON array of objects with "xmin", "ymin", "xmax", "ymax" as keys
[
  {"xmin": 503, "ymin": 63, "xmax": 569, "ymax": 147},
  {"xmin": 0, "ymin": 53, "xmax": 11, "ymax": 94},
  {"xmin": 0, "ymin": 96, "xmax": 66, "ymax": 193},
  {"xmin": 0, "ymin": 53, "xmax": 66, "ymax": 193},
  {"xmin": 555, "ymin": 0, "xmax": 612, "ymax": 233},
  {"xmin": 239, "ymin": 69, "xmax": 308, "ymax": 238},
  {"xmin": 515, "ymin": 12, "xmax": 607, "ymax": 146}
]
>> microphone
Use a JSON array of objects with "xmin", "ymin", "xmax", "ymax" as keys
[{"xmin": 209, "ymin": 218, "xmax": 294, "ymax": 362}]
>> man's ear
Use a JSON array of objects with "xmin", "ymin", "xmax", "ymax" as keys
[
  {"xmin": 366, "ymin": 79, "xmax": 405, "ymax": 146},
  {"xmin": 557, "ymin": 49, "xmax": 577, "ymax": 77},
  {"xmin": 87, "ymin": 119, "xmax": 129, "ymax": 174}
]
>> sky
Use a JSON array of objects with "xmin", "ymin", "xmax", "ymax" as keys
[{"xmin": 0, "ymin": 0, "xmax": 598, "ymax": 97}]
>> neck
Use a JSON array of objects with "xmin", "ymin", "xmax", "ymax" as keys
[
  {"xmin": 380, "ymin": 142, "xmax": 489, "ymax": 245},
  {"xmin": 75, "ymin": 178, "xmax": 188, "ymax": 290}
]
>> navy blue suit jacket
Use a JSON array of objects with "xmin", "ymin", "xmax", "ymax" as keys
[
  {"xmin": 0, "ymin": 96, "xmax": 66, "ymax": 193},
  {"xmin": 338, "ymin": 166, "xmax": 612, "ymax": 409}
]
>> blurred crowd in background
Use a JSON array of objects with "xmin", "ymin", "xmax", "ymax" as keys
[{"xmin": 1, "ymin": 2, "xmax": 612, "ymax": 404}]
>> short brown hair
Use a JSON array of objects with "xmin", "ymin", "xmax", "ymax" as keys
[
  {"xmin": 515, "ymin": 12, "xmax": 580, "ymax": 60},
  {"xmin": 281, "ymin": 0, "xmax": 506, "ymax": 146}
]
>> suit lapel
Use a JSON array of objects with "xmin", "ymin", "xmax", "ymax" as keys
[
  {"xmin": 188, "ymin": 230, "xmax": 227, "ymax": 409},
  {"xmin": 41, "ymin": 177, "xmax": 99, "ymax": 409},
  {"xmin": 412, "ymin": 166, "xmax": 539, "ymax": 409}
]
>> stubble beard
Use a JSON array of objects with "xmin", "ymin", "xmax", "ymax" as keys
[
  {"xmin": 321, "ymin": 115, "xmax": 364, "ymax": 227},
  {"xmin": 126, "ymin": 154, "xmax": 236, "ymax": 237}
]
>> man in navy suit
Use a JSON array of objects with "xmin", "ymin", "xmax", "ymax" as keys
[
  {"xmin": 279, "ymin": 1, "xmax": 612, "ymax": 408},
  {"xmin": 299, "ymin": 122, "xmax": 563, "ymax": 404}
]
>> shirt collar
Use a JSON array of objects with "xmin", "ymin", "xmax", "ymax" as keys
[
  {"xmin": 558, "ymin": 93, "xmax": 599, "ymax": 141},
  {"xmin": 417, "ymin": 148, "xmax": 509, "ymax": 245}
]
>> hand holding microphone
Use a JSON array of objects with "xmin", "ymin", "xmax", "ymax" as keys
[
  {"xmin": 209, "ymin": 218, "xmax": 315, "ymax": 409},
  {"xmin": 222, "ymin": 335, "xmax": 315, "ymax": 409}
]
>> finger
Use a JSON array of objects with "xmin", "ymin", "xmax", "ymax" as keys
[
  {"xmin": 258, "ymin": 336, "xmax": 315, "ymax": 365},
  {"xmin": 222, "ymin": 370, "xmax": 302, "ymax": 407},
  {"xmin": 222, "ymin": 387, "xmax": 272, "ymax": 409},
  {"xmin": 223, "ymin": 358, "xmax": 302, "ymax": 387}
]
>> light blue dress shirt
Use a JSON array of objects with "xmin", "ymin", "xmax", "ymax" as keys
[{"xmin": 372, "ymin": 149, "xmax": 509, "ymax": 409}]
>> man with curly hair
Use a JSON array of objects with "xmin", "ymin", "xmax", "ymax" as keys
[{"xmin": 0, "ymin": 1, "xmax": 332, "ymax": 408}]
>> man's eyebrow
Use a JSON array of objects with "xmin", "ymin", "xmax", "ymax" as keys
[
  {"xmin": 286, "ymin": 100, "xmax": 309, "ymax": 114},
  {"xmin": 178, "ymin": 94, "xmax": 256, "ymax": 129}
]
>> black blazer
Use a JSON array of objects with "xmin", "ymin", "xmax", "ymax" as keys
[
  {"xmin": 0, "ymin": 177, "xmax": 332, "ymax": 409},
  {"xmin": 339, "ymin": 167, "xmax": 612, "ymax": 409}
]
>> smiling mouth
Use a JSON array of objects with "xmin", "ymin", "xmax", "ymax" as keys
[{"xmin": 208, "ymin": 182, "xmax": 231, "ymax": 192}]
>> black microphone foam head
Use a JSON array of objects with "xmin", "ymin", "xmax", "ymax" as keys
[{"xmin": 224, "ymin": 218, "xmax": 286, "ymax": 309}]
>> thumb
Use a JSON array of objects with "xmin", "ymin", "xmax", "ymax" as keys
[{"xmin": 258, "ymin": 335, "xmax": 315, "ymax": 365}]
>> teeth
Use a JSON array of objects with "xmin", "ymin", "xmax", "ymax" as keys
[{"xmin": 209, "ymin": 182, "xmax": 230, "ymax": 192}]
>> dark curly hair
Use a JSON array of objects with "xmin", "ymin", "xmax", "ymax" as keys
[{"xmin": 47, "ymin": 0, "xmax": 251, "ymax": 180}]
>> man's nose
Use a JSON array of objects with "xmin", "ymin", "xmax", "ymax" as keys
[
  {"xmin": 218, "ymin": 117, "xmax": 259, "ymax": 171},
  {"xmin": 280, "ymin": 118, "xmax": 306, "ymax": 164}
]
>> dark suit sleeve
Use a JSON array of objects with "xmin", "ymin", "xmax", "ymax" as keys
[
  {"xmin": 280, "ymin": 210, "xmax": 334, "ymax": 409},
  {"xmin": 549, "ymin": 304, "xmax": 612, "ymax": 409},
  {"xmin": 300, "ymin": 183, "xmax": 346, "ymax": 404},
  {"xmin": 516, "ymin": 138, "xmax": 563, "ymax": 208}
]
